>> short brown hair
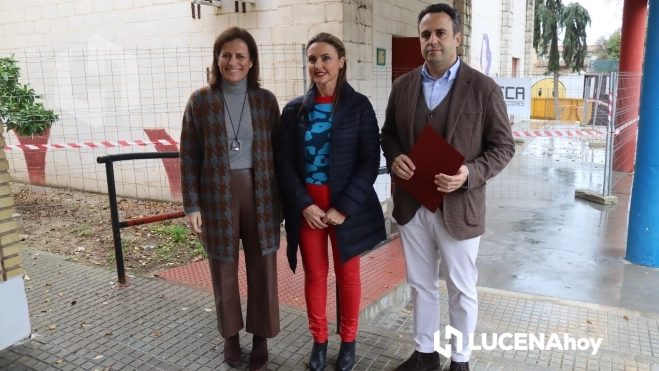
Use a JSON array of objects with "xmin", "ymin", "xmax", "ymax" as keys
[{"xmin": 209, "ymin": 27, "xmax": 260, "ymax": 90}]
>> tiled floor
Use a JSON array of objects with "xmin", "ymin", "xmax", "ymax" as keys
[
  {"xmin": 4, "ymin": 248, "xmax": 659, "ymax": 370},
  {"xmin": 367, "ymin": 282, "xmax": 659, "ymax": 371},
  {"xmin": 156, "ymin": 238, "xmax": 407, "ymax": 322},
  {"xmin": 1, "ymin": 249, "xmax": 417, "ymax": 371}
]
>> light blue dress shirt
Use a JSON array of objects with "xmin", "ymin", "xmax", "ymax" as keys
[{"xmin": 421, "ymin": 58, "xmax": 461, "ymax": 111}]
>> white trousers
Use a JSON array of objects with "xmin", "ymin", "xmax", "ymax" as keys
[{"xmin": 399, "ymin": 206, "xmax": 480, "ymax": 362}]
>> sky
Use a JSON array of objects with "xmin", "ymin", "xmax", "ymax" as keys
[{"xmin": 565, "ymin": 0, "xmax": 624, "ymax": 44}]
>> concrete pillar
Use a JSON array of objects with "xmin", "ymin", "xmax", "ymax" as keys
[
  {"xmin": 454, "ymin": 0, "xmax": 472, "ymax": 64},
  {"xmin": 524, "ymin": 0, "xmax": 535, "ymax": 76},
  {"xmin": 626, "ymin": 0, "xmax": 658, "ymax": 267},
  {"xmin": 0, "ymin": 124, "xmax": 31, "ymax": 351},
  {"xmin": 500, "ymin": 0, "xmax": 513, "ymax": 76},
  {"xmin": 613, "ymin": 0, "xmax": 647, "ymax": 173}
]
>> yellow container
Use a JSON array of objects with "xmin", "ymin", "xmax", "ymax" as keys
[
  {"xmin": 531, "ymin": 97, "xmax": 593, "ymax": 123},
  {"xmin": 529, "ymin": 77, "xmax": 593, "ymax": 123}
]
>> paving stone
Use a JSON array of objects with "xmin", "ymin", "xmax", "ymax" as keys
[{"xmin": 3, "ymin": 249, "xmax": 659, "ymax": 371}]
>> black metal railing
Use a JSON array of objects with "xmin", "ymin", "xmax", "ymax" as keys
[
  {"xmin": 97, "ymin": 151, "xmax": 399, "ymax": 315},
  {"xmin": 97, "ymin": 152, "xmax": 186, "ymax": 283}
]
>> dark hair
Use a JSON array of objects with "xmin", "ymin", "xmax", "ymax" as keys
[
  {"xmin": 304, "ymin": 32, "xmax": 347, "ymax": 110},
  {"xmin": 417, "ymin": 3, "xmax": 462, "ymax": 36},
  {"xmin": 209, "ymin": 27, "xmax": 260, "ymax": 90}
]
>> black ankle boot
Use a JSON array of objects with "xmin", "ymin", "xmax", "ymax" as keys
[
  {"xmin": 449, "ymin": 360, "xmax": 470, "ymax": 371},
  {"xmin": 394, "ymin": 351, "xmax": 440, "ymax": 371},
  {"xmin": 335, "ymin": 340, "xmax": 356, "ymax": 371},
  {"xmin": 309, "ymin": 341, "xmax": 328, "ymax": 371}
]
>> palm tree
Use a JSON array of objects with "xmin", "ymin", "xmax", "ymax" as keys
[{"xmin": 534, "ymin": 0, "xmax": 591, "ymax": 120}]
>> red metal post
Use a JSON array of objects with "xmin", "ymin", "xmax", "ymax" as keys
[
  {"xmin": 613, "ymin": 0, "xmax": 648, "ymax": 173},
  {"xmin": 119, "ymin": 211, "xmax": 186, "ymax": 228}
]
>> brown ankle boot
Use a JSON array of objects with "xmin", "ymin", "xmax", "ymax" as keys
[
  {"xmin": 249, "ymin": 335, "xmax": 268, "ymax": 371},
  {"xmin": 223, "ymin": 334, "xmax": 241, "ymax": 367}
]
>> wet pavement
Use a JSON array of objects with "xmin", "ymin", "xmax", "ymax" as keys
[
  {"xmin": 470, "ymin": 127, "xmax": 659, "ymax": 314},
  {"xmin": 478, "ymin": 186, "xmax": 659, "ymax": 314},
  {"xmin": 380, "ymin": 121, "xmax": 658, "ymax": 314}
]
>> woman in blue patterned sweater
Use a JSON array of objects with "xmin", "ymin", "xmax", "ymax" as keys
[{"xmin": 274, "ymin": 33, "xmax": 386, "ymax": 371}]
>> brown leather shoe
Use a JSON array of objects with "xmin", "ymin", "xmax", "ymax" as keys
[
  {"xmin": 394, "ymin": 351, "xmax": 440, "ymax": 371},
  {"xmin": 449, "ymin": 360, "xmax": 469, "ymax": 371},
  {"xmin": 249, "ymin": 335, "xmax": 268, "ymax": 371},
  {"xmin": 223, "ymin": 334, "xmax": 242, "ymax": 367}
]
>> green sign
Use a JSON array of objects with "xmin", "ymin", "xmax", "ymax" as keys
[{"xmin": 376, "ymin": 48, "xmax": 386, "ymax": 66}]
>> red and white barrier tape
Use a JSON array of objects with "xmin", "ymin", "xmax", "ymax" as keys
[
  {"xmin": 512, "ymin": 130, "xmax": 604, "ymax": 137},
  {"xmin": 592, "ymin": 98, "xmax": 611, "ymax": 107},
  {"xmin": 608, "ymin": 92, "xmax": 613, "ymax": 123},
  {"xmin": 614, "ymin": 117, "xmax": 639, "ymax": 135},
  {"xmin": 3, "ymin": 122, "xmax": 640, "ymax": 150},
  {"xmin": 4, "ymin": 139, "xmax": 179, "ymax": 151}
]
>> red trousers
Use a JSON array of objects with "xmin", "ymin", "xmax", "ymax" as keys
[{"xmin": 300, "ymin": 184, "xmax": 361, "ymax": 343}]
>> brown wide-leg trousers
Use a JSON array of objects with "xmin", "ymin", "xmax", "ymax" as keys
[{"xmin": 208, "ymin": 169, "xmax": 280, "ymax": 339}]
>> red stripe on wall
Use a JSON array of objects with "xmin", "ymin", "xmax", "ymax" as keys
[
  {"xmin": 14, "ymin": 129, "xmax": 50, "ymax": 185},
  {"xmin": 143, "ymin": 129, "xmax": 181, "ymax": 200}
]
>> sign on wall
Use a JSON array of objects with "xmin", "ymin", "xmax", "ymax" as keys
[
  {"xmin": 376, "ymin": 48, "xmax": 386, "ymax": 66},
  {"xmin": 493, "ymin": 77, "xmax": 531, "ymax": 115}
]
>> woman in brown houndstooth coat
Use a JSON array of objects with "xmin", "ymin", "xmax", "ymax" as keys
[{"xmin": 179, "ymin": 27, "xmax": 281, "ymax": 371}]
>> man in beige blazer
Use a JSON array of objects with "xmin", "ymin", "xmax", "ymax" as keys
[{"xmin": 380, "ymin": 4, "xmax": 515, "ymax": 371}]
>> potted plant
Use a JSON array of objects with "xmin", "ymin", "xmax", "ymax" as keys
[{"xmin": 0, "ymin": 55, "xmax": 59, "ymax": 185}]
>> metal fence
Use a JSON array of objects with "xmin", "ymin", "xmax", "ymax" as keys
[
  {"xmin": 4, "ymin": 48, "xmax": 639, "ymax": 220},
  {"xmin": 371, "ymin": 67, "xmax": 633, "ymax": 201},
  {"xmin": 4, "ymin": 45, "xmax": 404, "ymax": 229},
  {"xmin": 4, "ymin": 45, "xmax": 305, "ymax": 209},
  {"xmin": 2, "ymin": 46, "xmax": 643, "ymax": 276},
  {"xmin": 484, "ymin": 71, "xmax": 635, "ymax": 201},
  {"xmin": 609, "ymin": 72, "xmax": 641, "ymax": 194}
]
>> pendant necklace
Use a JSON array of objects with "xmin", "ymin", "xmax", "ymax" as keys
[{"xmin": 221, "ymin": 90, "xmax": 248, "ymax": 151}]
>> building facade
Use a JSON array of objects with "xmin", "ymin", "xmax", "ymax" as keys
[{"xmin": 0, "ymin": 0, "xmax": 534, "ymax": 200}]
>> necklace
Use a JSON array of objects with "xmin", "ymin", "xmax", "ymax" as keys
[{"xmin": 220, "ymin": 90, "xmax": 248, "ymax": 151}]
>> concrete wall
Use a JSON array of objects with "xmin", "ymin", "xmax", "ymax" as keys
[
  {"xmin": 500, "ymin": 0, "xmax": 513, "ymax": 75},
  {"xmin": 470, "ymin": 0, "xmax": 529, "ymax": 77},
  {"xmin": 0, "ymin": 0, "xmax": 532, "ymax": 203},
  {"xmin": 523, "ymin": 0, "xmax": 535, "ymax": 75},
  {"xmin": 471, "ymin": 0, "xmax": 502, "ymax": 76},
  {"xmin": 0, "ymin": 0, "xmax": 461, "ymax": 202},
  {"xmin": 0, "ymin": 0, "xmax": 308, "ymax": 200},
  {"xmin": 343, "ymin": 0, "xmax": 374, "ymax": 101},
  {"xmin": 370, "ymin": 0, "xmax": 454, "ymax": 121},
  {"xmin": 511, "ymin": 0, "xmax": 527, "ymax": 74}
]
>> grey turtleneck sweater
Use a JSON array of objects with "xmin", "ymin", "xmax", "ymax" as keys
[{"xmin": 221, "ymin": 78, "xmax": 253, "ymax": 170}]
